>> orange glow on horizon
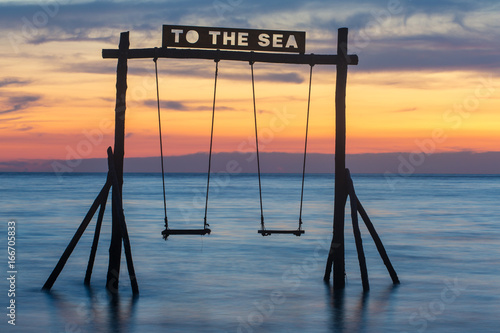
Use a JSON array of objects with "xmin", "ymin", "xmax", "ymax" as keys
[{"xmin": 0, "ymin": 36, "xmax": 498, "ymax": 162}]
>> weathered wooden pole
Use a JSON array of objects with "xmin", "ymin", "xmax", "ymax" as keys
[
  {"xmin": 324, "ymin": 28, "xmax": 350, "ymax": 288},
  {"xmin": 107, "ymin": 147, "xmax": 139, "ymax": 295},
  {"xmin": 356, "ymin": 198, "xmax": 400, "ymax": 285},
  {"xmin": 107, "ymin": 31, "xmax": 129, "ymax": 293}
]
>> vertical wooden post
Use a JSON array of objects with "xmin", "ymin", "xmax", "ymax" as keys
[
  {"xmin": 107, "ymin": 147, "xmax": 139, "ymax": 295},
  {"xmin": 324, "ymin": 28, "xmax": 349, "ymax": 288},
  {"xmin": 107, "ymin": 31, "xmax": 129, "ymax": 293}
]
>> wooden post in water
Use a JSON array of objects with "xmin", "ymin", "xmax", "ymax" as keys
[
  {"xmin": 324, "ymin": 28, "xmax": 350, "ymax": 288},
  {"xmin": 107, "ymin": 147, "xmax": 139, "ymax": 295},
  {"xmin": 107, "ymin": 31, "xmax": 129, "ymax": 294}
]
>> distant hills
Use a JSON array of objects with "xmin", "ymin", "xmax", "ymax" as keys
[{"xmin": 1, "ymin": 151, "xmax": 499, "ymax": 174}]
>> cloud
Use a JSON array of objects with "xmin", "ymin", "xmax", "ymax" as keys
[
  {"xmin": 146, "ymin": 61, "xmax": 306, "ymax": 82},
  {"xmin": 27, "ymin": 30, "xmax": 113, "ymax": 45},
  {"xmin": 57, "ymin": 61, "xmax": 117, "ymax": 75},
  {"xmin": 55, "ymin": 57, "xmax": 305, "ymax": 83},
  {"xmin": 0, "ymin": 116, "xmax": 23, "ymax": 122},
  {"xmin": 394, "ymin": 107, "xmax": 417, "ymax": 113},
  {"xmin": 193, "ymin": 105, "xmax": 236, "ymax": 111},
  {"xmin": 143, "ymin": 99, "xmax": 236, "ymax": 112},
  {"xmin": 0, "ymin": 77, "xmax": 31, "ymax": 87},
  {"xmin": 0, "ymin": 95, "xmax": 41, "ymax": 114},
  {"xmin": 15, "ymin": 124, "xmax": 33, "ymax": 131},
  {"xmin": 217, "ymin": 69, "xmax": 304, "ymax": 83},
  {"xmin": 158, "ymin": 100, "xmax": 188, "ymax": 111},
  {"xmin": 1, "ymin": 0, "xmax": 500, "ymax": 74},
  {"xmin": 0, "ymin": 1, "xmax": 194, "ymax": 46}
]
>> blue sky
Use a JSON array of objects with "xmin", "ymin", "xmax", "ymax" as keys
[{"xmin": 1, "ymin": 0, "xmax": 499, "ymax": 72}]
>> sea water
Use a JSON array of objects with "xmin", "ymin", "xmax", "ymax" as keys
[{"xmin": 0, "ymin": 172, "xmax": 499, "ymax": 332}]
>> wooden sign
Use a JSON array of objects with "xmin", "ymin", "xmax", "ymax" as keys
[{"xmin": 163, "ymin": 25, "xmax": 306, "ymax": 53}]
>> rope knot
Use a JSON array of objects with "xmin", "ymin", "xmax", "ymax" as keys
[{"xmin": 153, "ymin": 47, "xmax": 159, "ymax": 63}]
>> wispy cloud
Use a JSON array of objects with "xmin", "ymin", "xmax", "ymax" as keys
[
  {"xmin": 394, "ymin": 107, "xmax": 418, "ymax": 113},
  {"xmin": 0, "ymin": 77, "xmax": 30, "ymax": 87},
  {"xmin": 0, "ymin": 116, "xmax": 23, "ymax": 122},
  {"xmin": 14, "ymin": 124, "xmax": 33, "ymax": 131},
  {"xmin": 2, "ymin": 0, "xmax": 499, "ymax": 73},
  {"xmin": 143, "ymin": 99, "xmax": 236, "ymax": 112},
  {"xmin": 150, "ymin": 100, "xmax": 189, "ymax": 111},
  {"xmin": 66, "ymin": 59, "xmax": 306, "ymax": 83},
  {"xmin": 225, "ymin": 71, "xmax": 305, "ymax": 83},
  {"xmin": 27, "ymin": 30, "xmax": 114, "ymax": 45},
  {"xmin": 0, "ymin": 95, "xmax": 41, "ymax": 114}
]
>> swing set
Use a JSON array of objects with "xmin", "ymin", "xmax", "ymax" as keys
[
  {"xmin": 42, "ymin": 26, "xmax": 399, "ymax": 295},
  {"xmin": 156, "ymin": 52, "xmax": 311, "ymax": 238}
]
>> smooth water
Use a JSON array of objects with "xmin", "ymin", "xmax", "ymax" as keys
[{"xmin": 0, "ymin": 172, "xmax": 499, "ymax": 332}]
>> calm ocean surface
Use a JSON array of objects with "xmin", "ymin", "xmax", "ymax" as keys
[{"xmin": 0, "ymin": 172, "xmax": 499, "ymax": 332}]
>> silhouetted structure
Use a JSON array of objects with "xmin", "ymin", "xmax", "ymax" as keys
[
  {"xmin": 43, "ymin": 26, "xmax": 398, "ymax": 293},
  {"xmin": 322, "ymin": 29, "xmax": 399, "ymax": 289},
  {"xmin": 43, "ymin": 32, "xmax": 138, "ymax": 295}
]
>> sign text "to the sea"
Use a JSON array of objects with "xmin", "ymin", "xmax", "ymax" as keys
[{"xmin": 163, "ymin": 25, "xmax": 306, "ymax": 53}]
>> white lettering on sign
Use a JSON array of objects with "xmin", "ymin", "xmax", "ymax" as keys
[
  {"xmin": 273, "ymin": 34, "xmax": 283, "ymax": 47},
  {"xmin": 209, "ymin": 30, "xmax": 248, "ymax": 46},
  {"xmin": 258, "ymin": 33, "xmax": 270, "ymax": 47},
  {"xmin": 171, "ymin": 29, "xmax": 183, "ymax": 43},
  {"xmin": 223, "ymin": 31, "xmax": 236, "ymax": 45},
  {"xmin": 209, "ymin": 31, "xmax": 221, "ymax": 44},
  {"xmin": 164, "ymin": 25, "xmax": 306, "ymax": 53},
  {"xmin": 285, "ymin": 35, "xmax": 298, "ymax": 49},
  {"xmin": 238, "ymin": 32, "xmax": 248, "ymax": 46},
  {"xmin": 186, "ymin": 30, "xmax": 199, "ymax": 44}
]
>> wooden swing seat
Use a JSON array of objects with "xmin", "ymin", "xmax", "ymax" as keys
[
  {"xmin": 162, "ymin": 228, "xmax": 211, "ymax": 237},
  {"xmin": 258, "ymin": 229, "xmax": 304, "ymax": 236}
]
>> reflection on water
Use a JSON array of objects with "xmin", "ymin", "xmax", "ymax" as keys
[
  {"xmin": 326, "ymin": 284, "xmax": 400, "ymax": 333},
  {"xmin": 46, "ymin": 288, "xmax": 138, "ymax": 333}
]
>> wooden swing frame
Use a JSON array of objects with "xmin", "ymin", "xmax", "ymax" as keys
[{"xmin": 42, "ymin": 27, "xmax": 398, "ymax": 294}]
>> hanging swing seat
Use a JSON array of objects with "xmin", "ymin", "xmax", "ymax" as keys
[
  {"xmin": 155, "ymin": 56, "xmax": 218, "ymax": 240},
  {"xmin": 258, "ymin": 229, "xmax": 304, "ymax": 236},
  {"xmin": 162, "ymin": 227, "xmax": 211, "ymax": 238},
  {"xmin": 251, "ymin": 62, "xmax": 313, "ymax": 238}
]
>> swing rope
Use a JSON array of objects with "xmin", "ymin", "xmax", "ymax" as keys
[
  {"xmin": 253, "ymin": 61, "xmax": 312, "ymax": 236},
  {"xmin": 250, "ymin": 61, "xmax": 265, "ymax": 231},
  {"xmin": 156, "ymin": 53, "xmax": 217, "ymax": 238},
  {"xmin": 153, "ymin": 51, "xmax": 168, "ymax": 230},
  {"xmin": 298, "ymin": 63, "xmax": 314, "ymax": 230},
  {"xmin": 204, "ymin": 59, "xmax": 220, "ymax": 229}
]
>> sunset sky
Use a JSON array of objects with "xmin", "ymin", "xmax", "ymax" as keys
[{"xmin": 0, "ymin": 0, "xmax": 499, "ymax": 164}]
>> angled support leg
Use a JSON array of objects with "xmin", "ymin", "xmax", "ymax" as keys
[
  {"xmin": 356, "ymin": 198, "xmax": 400, "ymax": 285},
  {"xmin": 42, "ymin": 180, "xmax": 111, "ymax": 291},
  {"xmin": 84, "ymin": 175, "xmax": 111, "ymax": 286},
  {"xmin": 346, "ymin": 169, "xmax": 369, "ymax": 291}
]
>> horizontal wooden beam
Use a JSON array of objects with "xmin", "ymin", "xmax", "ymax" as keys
[{"xmin": 102, "ymin": 47, "xmax": 358, "ymax": 65}]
